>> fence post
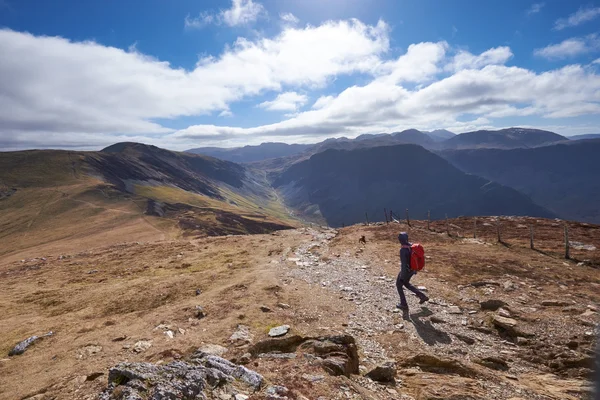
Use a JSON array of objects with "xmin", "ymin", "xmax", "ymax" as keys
[
  {"xmin": 473, "ymin": 218, "xmax": 477, "ymax": 239},
  {"xmin": 384, "ymin": 208, "xmax": 388, "ymax": 224},
  {"xmin": 445, "ymin": 214, "xmax": 450, "ymax": 236},
  {"xmin": 406, "ymin": 208, "xmax": 410, "ymax": 227},
  {"xmin": 390, "ymin": 209, "xmax": 393, "ymax": 222},
  {"xmin": 496, "ymin": 220, "xmax": 502, "ymax": 243},
  {"xmin": 529, "ymin": 225, "xmax": 534, "ymax": 249},
  {"xmin": 365, "ymin": 212, "xmax": 369, "ymax": 226},
  {"xmin": 427, "ymin": 210, "xmax": 430, "ymax": 231},
  {"xmin": 564, "ymin": 223, "xmax": 570, "ymax": 259}
]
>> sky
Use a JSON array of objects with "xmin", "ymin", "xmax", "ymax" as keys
[{"xmin": 1, "ymin": 0, "xmax": 600, "ymax": 151}]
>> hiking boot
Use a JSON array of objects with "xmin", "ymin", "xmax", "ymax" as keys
[
  {"xmin": 419, "ymin": 295, "xmax": 430, "ymax": 304},
  {"xmin": 396, "ymin": 303, "xmax": 409, "ymax": 311}
]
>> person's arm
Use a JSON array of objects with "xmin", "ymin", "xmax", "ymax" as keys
[{"xmin": 400, "ymin": 247, "xmax": 410, "ymax": 269}]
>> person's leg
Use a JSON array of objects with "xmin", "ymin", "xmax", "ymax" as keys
[
  {"xmin": 396, "ymin": 272, "xmax": 408, "ymax": 309},
  {"xmin": 403, "ymin": 274, "xmax": 429, "ymax": 302}
]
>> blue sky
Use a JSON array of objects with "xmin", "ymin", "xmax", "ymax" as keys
[{"xmin": 1, "ymin": 0, "xmax": 600, "ymax": 150}]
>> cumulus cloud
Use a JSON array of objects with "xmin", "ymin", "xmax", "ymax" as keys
[
  {"xmin": 554, "ymin": 6, "xmax": 600, "ymax": 30},
  {"xmin": 2, "ymin": 16, "xmax": 600, "ymax": 151},
  {"xmin": 0, "ymin": 20, "xmax": 388, "ymax": 149},
  {"xmin": 527, "ymin": 3, "xmax": 545, "ymax": 15},
  {"xmin": 258, "ymin": 92, "xmax": 308, "ymax": 111},
  {"xmin": 446, "ymin": 46, "xmax": 513, "ymax": 72},
  {"xmin": 185, "ymin": 0, "xmax": 266, "ymax": 29},
  {"xmin": 534, "ymin": 35, "xmax": 600, "ymax": 59}
]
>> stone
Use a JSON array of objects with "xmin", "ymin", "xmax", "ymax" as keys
[
  {"xmin": 132, "ymin": 340, "xmax": 152, "ymax": 353},
  {"xmin": 196, "ymin": 306, "xmax": 207, "ymax": 319},
  {"xmin": 239, "ymin": 353, "xmax": 251, "ymax": 364},
  {"xmin": 277, "ymin": 303, "xmax": 291, "ymax": 309},
  {"xmin": 365, "ymin": 360, "xmax": 396, "ymax": 382},
  {"xmin": 8, "ymin": 331, "xmax": 53, "ymax": 356},
  {"xmin": 475, "ymin": 357, "xmax": 509, "ymax": 371},
  {"xmin": 260, "ymin": 306, "xmax": 272, "ymax": 313},
  {"xmin": 234, "ymin": 395, "xmax": 249, "ymax": 400},
  {"xmin": 268, "ymin": 325, "xmax": 290, "ymax": 337},
  {"xmin": 480, "ymin": 299, "xmax": 507, "ymax": 311},
  {"xmin": 302, "ymin": 373, "xmax": 325, "ymax": 382},
  {"xmin": 448, "ymin": 306, "xmax": 462, "ymax": 314},
  {"xmin": 230, "ymin": 325, "xmax": 253, "ymax": 344},
  {"xmin": 541, "ymin": 300, "xmax": 572, "ymax": 307},
  {"xmin": 198, "ymin": 344, "xmax": 228, "ymax": 357},
  {"xmin": 498, "ymin": 308, "xmax": 512, "ymax": 318},
  {"xmin": 165, "ymin": 330, "xmax": 174, "ymax": 339},
  {"xmin": 99, "ymin": 352, "xmax": 264, "ymax": 399},
  {"xmin": 195, "ymin": 288, "xmax": 202, "ymax": 296},
  {"xmin": 430, "ymin": 316, "xmax": 447, "ymax": 324},
  {"xmin": 491, "ymin": 315, "xmax": 533, "ymax": 338},
  {"xmin": 453, "ymin": 333, "xmax": 476, "ymax": 345},
  {"xmin": 77, "ymin": 345, "xmax": 102, "ymax": 359},
  {"xmin": 503, "ymin": 281, "xmax": 516, "ymax": 291}
]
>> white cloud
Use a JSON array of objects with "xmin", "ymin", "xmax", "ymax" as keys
[
  {"xmin": 594, "ymin": 58, "xmax": 600, "ymax": 64},
  {"xmin": 446, "ymin": 46, "xmax": 513, "ymax": 72},
  {"xmin": 219, "ymin": 110, "xmax": 233, "ymax": 117},
  {"xmin": 554, "ymin": 6, "xmax": 600, "ymax": 30},
  {"xmin": 280, "ymin": 12, "xmax": 299, "ymax": 25},
  {"xmin": 527, "ymin": 3, "xmax": 545, "ymax": 15},
  {"xmin": 534, "ymin": 34, "xmax": 600, "ymax": 59},
  {"xmin": 0, "ymin": 20, "xmax": 389, "ymax": 149},
  {"xmin": 185, "ymin": 12, "xmax": 215, "ymax": 29},
  {"xmin": 258, "ymin": 92, "xmax": 308, "ymax": 111},
  {"xmin": 312, "ymin": 95, "xmax": 335, "ymax": 110},
  {"xmin": 185, "ymin": 0, "xmax": 266, "ymax": 29}
]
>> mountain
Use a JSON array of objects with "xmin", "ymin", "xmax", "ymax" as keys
[
  {"xmin": 439, "ymin": 139, "xmax": 600, "ymax": 223},
  {"xmin": 392, "ymin": 129, "xmax": 437, "ymax": 148},
  {"xmin": 186, "ymin": 142, "xmax": 311, "ymax": 163},
  {"xmin": 0, "ymin": 143, "xmax": 294, "ymax": 261},
  {"xmin": 426, "ymin": 129, "xmax": 456, "ymax": 142},
  {"xmin": 569, "ymin": 134, "xmax": 600, "ymax": 141},
  {"xmin": 442, "ymin": 127, "xmax": 567, "ymax": 150},
  {"xmin": 273, "ymin": 144, "xmax": 553, "ymax": 227}
]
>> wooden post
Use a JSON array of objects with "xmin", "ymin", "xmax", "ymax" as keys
[
  {"xmin": 496, "ymin": 220, "xmax": 501, "ymax": 243},
  {"xmin": 390, "ymin": 209, "xmax": 393, "ymax": 222},
  {"xmin": 365, "ymin": 212, "xmax": 369, "ymax": 226},
  {"xmin": 427, "ymin": 210, "xmax": 430, "ymax": 231},
  {"xmin": 445, "ymin": 214, "xmax": 449, "ymax": 236},
  {"xmin": 529, "ymin": 225, "xmax": 534, "ymax": 249},
  {"xmin": 384, "ymin": 208, "xmax": 388, "ymax": 224},
  {"xmin": 564, "ymin": 223, "xmax": 570, "ymax": 259},
  {"xmin": 405, "ymin": 208, "xmax": 410, "ymax": 226},
  {"xmin": 473, "ymin": 218, "xmax": 477, "ymax": 239}
]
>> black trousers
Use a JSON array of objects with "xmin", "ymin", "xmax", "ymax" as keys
[{"xmin": 396, "ymin": 268, "xmax": 425, "ymax": 306}]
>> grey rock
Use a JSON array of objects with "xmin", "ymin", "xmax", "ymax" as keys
[
  {"xmin": 8, "ymin": 331, "xmax": 53, "ymax": 356},
  {"xmin": 260, "ymin": 305, "xmax": 272, "ymax": 313},
  {"xmin": 268, "ymin": 325, "xmax": 290, "ymax": 337},
  {"xmin": 541, "ymin": 299, "xmax": 572, "ymax": 307},
  {"xmin": 365, "ymin": 360, "xmax": 396, "ymax": 382},
  {"xmin": 132, "ymin": 340, "xmax": 152, "ymax": 353},
  {"xmin": 196, "ymin": 306, "xmax": 207, "ymax": 319},
  {"xmin": 448, "ymin": 306, "xmax": 462, "ymax": 314},
  {"xmin": 197, "ymin": 344, "xmax": 228, "ymax": 357},
  {"xmin": 229, "ymin": 325, "xmax": 253, "ymax": 344},
  {"xmin": 480, "ymin": 299, "xmax": 507, "ymax": 311}
]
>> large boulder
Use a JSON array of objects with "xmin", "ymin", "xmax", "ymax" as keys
[
  {"xmin": 99, "ymin": 352, "xmax": 263, "ymax": 399},
  {"xmin": 365, "ymin": 360, "xmax": 396, "ymax": 382}
]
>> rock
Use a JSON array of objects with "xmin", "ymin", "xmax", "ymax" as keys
[
  {"xmin": 234, "ymin": 395, "xmax": 249, "ymax": 400},
  {"xmin": 265, "ymin": 385, "xmax": 289, "ymax": 399},
  {"xmin": 503, "ymin": 281, "xmax": 516, "ymax": 291},
  {"xmin": 239, "ymin": 353, "xmax": 251, "ymax": 364},
  {"xmin": 8, "ymin": 331, "xmax": 53, "ymax": 356},
  {"xmin": 249, "ymin": 335, "xmax": 305, "ymax": 356},
  {"xmin": 230, "ymin": 325, "xmax": 253, "ymax": 344},
  {"xmin": 498, "ymin": 308, "xmax": 512, "ymax": 318},
  {"xmin": 475, "ymin": 357, "xmax": 509, "ymax": 371},
  {"xmin": 448, "ymin": 306, "xmax": 462, "ymax": 314},
  {"xmin": 100, "ymin": 353, "xmax": 264, "ymax": 400},
  {"xmin": 277, "ymin": 303, "xmax": 291, "ymax": 309},
  {"xmin": 198, "ymin": 344, "xmax": 228, "ymax": 357},
  {"xmin": 112, "ymin": 335, "xmax": 127, "ymax": 342},
  {"xmin": 195, "ymin": 306, "xmax": 207, "ymax": 319},
  {"xmin": 165, "ymin": 330, "xmax": 174, "ymax": 339},
  {"xmin": 77, "ymin": 345, "xmax": 102, "ymax": 359},
  {"xmin": 302, "ymin": 373, "xmax": 325, "ymax": 382},
  {"xmin": 403, "ymin": 354, "xmax": 476, "ymax": 377},
  {"xmin": 430, "ymin": 315, "xmax": 447, "ymax": 324},
  {"xmin": 453, "ymin": 333, "xmax": 476, "ymax": 345},
  {"xmin": 260, "ymin": 306, "xmax": 272, "ymax": 313},
  {"xmin": 86, "ymin": 372, "xmax": 104, "ymax": 381},
  {"xmin": 480, "ymin": 299, "xmax": 507, "ymax": 311},
  {"xmin": 491, "ymin": 315, "xmax": 533, "ymax": 338},
  {"xmin": 365, "ymin": 360, "xmax": 396, "ymax": 382},
  {"xmin": 541, "ymin": 300, "xmax": 572, "ymax": 307},
  {"xmin": 195, "ymin": 288, "xmax": 202, "ymax": 296},
  {"xmin": 268, "ymin": 325, "xmax": 290, "ymax": 337},
  {"xmin": 132, "ymin": 340, "xmax": 152, "ymax": 353}
]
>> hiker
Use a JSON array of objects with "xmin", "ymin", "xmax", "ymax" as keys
[{"xmin": 396, "ymin": 232, "xmax": 428, "ymax": 310}]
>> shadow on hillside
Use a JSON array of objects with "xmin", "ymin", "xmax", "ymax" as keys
[{"xmin": 409, "ymin": 308, "xmax": 452, "ymax": 346}]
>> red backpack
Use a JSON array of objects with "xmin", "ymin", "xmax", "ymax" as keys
[{"xmin": 402, "ymin": 243, "xmax": 425, "ymax": 271}]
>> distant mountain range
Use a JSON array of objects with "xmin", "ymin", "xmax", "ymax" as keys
[
  {"xmin": 440, "ymin": 139, "xmax": 600, "ymax": 223},
  {"xmin": 273, "ymin": 144, "xmax": 554, "ymax": 227},
  {"xmin": 186, "ymin": 127, "xmax": 568, "ymax": 163},
  {"xmin": 569, "ymin": 134, "xmax": 600, "ymax": 141}
]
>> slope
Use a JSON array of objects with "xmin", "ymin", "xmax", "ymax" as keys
[
  {"xmin": 0, "ymin": 144, "xmax": 295, "ymax": 262},
  {"xmin": 439, "ymin": 139, "xmax": 600, "ymax": 223},
  {"xmin": 186, "ymin": 142, "xmax": 311, "ymax": 163},
  {"xmin": 273, "ymin": 144, "xmax": 554, "ymax": 227}
]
